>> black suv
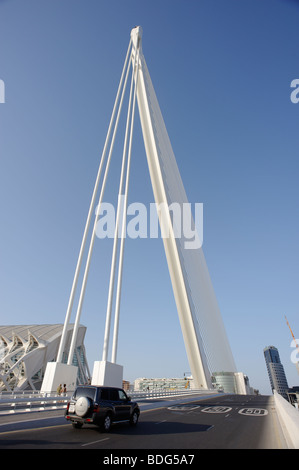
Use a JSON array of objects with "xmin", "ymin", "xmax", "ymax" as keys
[{"xmin": 65, "ymin": 385, "xmax": 140, "ymax": 431}]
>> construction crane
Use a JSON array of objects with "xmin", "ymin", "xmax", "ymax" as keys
[{"xmin": 285, "ymin": 315, "xmax": 299, "ymax": 375}]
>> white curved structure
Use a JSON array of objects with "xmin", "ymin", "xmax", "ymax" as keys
[{"xmin": 0, "ymin": 324, "xmax": 90, "ymax": 391}]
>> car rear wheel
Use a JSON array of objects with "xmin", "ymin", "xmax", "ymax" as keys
[
  {"xmin": 130, "ymin": 410, "xmax": 139, "ymax": 426},
  {"xmin": 102, "ymin": 413, "xmax": 112, "ymax": 432}
]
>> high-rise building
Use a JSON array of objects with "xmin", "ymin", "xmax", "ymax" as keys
[{"xmin": 264, "ymin": 345, "xmax": 289, "ymax": 399}]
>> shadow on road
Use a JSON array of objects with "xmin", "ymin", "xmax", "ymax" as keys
[{"xmin": 104, "ymin": 420, "xmax": 213, "ymax": 436}]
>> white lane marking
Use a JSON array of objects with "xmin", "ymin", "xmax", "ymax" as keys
[
  {"xmin": 167, "ymin": 405, "xmax": 200, "ymax": 411},
  {"xmin": 81, "ymin": 437, "xmax": 110, "ymax": 447}
]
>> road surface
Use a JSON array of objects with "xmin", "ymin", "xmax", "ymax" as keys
[{"xmin": 0, "ymin": 393, "xmax": 287, "ymax": 450}]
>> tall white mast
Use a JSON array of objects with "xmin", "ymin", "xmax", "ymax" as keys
[{"xmin": 130, "ymin": 27, "xmax": 212, "ymax": 388}]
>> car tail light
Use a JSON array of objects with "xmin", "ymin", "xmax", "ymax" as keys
[
  {"xmin": 93, "ymin": 404, "xmax": 100, "ymax": 412},
  {"xmin": 66, "ymin": 402, "xmax": 70, "ymax": 411}
]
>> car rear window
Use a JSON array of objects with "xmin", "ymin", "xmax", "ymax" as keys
[
  {"xmin": 109, "ymin": 389, "xmax": 119, "ymax": 401},
  {"xmin": 99, "ymin": 388, "xmax": 110, "ymax": 400},
  {"xmin": 74, "ymin": 387, "xmax": 96, "ymax": 401}
]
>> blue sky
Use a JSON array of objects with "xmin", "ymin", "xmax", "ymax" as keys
[{"xmin": 0, "ymin": 0, "xmax": 298, "ymax": 395}]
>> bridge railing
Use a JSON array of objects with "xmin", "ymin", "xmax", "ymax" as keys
[
  {"xmin": 0, "ymin": 388, "xmax": 218, "ymax": 416},
  {"xmin": 273, "ymin": 390, "xmax": 299, "ymax": 449},
  {"xmin": 130, "ymin": 388, "xmax": 217, "ymax": 400}
]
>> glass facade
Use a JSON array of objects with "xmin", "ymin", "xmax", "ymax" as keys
[
  {"xmin": 264, "ymin": 345, "xmax": 289, "ymax": 399},
  {"xmin": 212, "ymin": 372, "xmax": 237, "ymax": 393}
]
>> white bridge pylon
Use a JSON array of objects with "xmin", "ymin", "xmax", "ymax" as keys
[{"xmin": 41, "ymin": 26, "xmax": 236, "ymax": 393}]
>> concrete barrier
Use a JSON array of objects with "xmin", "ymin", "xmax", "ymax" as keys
[{"xmin": 274, "ymin": 390, "xmax": 299, "ymax": 449}]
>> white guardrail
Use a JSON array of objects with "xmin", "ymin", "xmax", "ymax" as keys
[
  {"xmin": 0, "ymin": 388, "xmax": 218, "ymax": 416},
  {"xmin": 273, "ymin": 390, "xmax": 299, "ymax": 449}
]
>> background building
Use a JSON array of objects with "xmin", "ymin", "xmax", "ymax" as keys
[
  {"xmin": 286, "ymin": 386, "xmax": 299, "ymax": 409},
  {"xmin": 264, "ymin": 345, "xmax": 289, "ymax": 399},
  {"xmin": 134, "ymin": 377, "xmax": 191, "ymax": 391},
  {"xmin": 135, "ymin": 373, "xmax": 254, "ymax": 395},
  {"xmin": 212, "ymin": 371, "xmax": 253, "ymax": 395},
  {"xmin": 0, "ymin": 324, "xmax": 90, "ymax": 391}
]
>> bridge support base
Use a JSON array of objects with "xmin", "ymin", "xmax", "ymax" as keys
[
  {"xmin": 91, "ymin": 361, "xmax": 123, "ymax": 388},
  {"xmin": 41, "ymin": 362, "xmax": 78, "ymax": 394}
]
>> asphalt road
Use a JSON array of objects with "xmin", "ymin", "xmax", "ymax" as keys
[{"xmin": 0, "ymin": 393, "xmax": 288, "ymax": 451}]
